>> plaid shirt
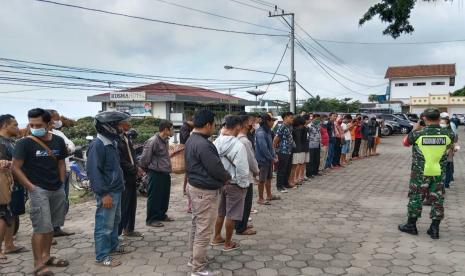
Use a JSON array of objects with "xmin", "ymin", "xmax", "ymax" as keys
[{"xmin": 276, "ymin": 124, "xmax": 294, "ymax": 154}]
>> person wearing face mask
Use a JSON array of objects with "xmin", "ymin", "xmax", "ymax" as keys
[
  {"xmin": 360, "ymin": 116, "xmax": 370, "ymax": 158},
  {"xmin": 46, "ymin": 110, "xmax": 76, "ymax": 238},
  {"xmin": 319, "ymin": 115, "xmax": 329, "ymax": 173},
  {"xmin": 440, "ymin": 117, "xmax": 458, "ymax": 190},
  {"xmin": 235, "ymin": 114, "xmax": 259, "ymax": 236},
  {"xmin": 86, "ymin": 111, "xmax": 131, "ymax": 267},
  {"xmin": 212, "ymin": 115, "xmax": 249, "ymax": 252},
  {"xmin": 139, "ymin": 120, "xmax": 175, "ymax": 228},
  {"xmin": 117, "ymin": 117, "xmax": 145, "ymax": 238},
  {"xmin": 12, "ymin": 108, "xmax": 70, "ymax": 275},
  {"xmin": 352, "ymin": 116, "xmax": 363, "ymax": 159}
]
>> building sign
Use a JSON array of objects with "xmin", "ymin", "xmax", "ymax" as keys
[
  {"xmin": 110, "ymin": 92, "xmax": 146, "ymax": 101},
  {"xmin": 115, "ymin": 102, "xmax": 152, "ymax": 117}
]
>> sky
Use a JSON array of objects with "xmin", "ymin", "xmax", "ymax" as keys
[{"xmin": 1, "ymin": 0, "xmax": 465, "ymax": 123}]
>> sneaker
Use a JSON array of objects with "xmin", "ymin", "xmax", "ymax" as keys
[
  {"xmin": 191, "ymin": 270, "xmax": 222, "ymax": 276},
  {"xmin": 278, "ymin": 189, "xmax": 288, "ymax": 193},
  {"xmin": 187, "ymin": 256, "xmax": 215, "ymax": 267}
]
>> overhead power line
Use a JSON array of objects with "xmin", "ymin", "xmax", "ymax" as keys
[
  {"xmin": 35, "ymin": 0, "xmax": 286, "ymax": 37},
  {"xmin": 228, "ymin": 0, "xmax": 269, "ymax": 12},
  {"xmin": 264, "ymin": 38, "xmax": 290, "ymax": 94},
  {"xmin": 154, "ymin": 0, "xmax": 286, "ymax": 32},
  {"xmin": 295, "ymin": 40, "xmax": 372, "ymax": 96},
  {"xmin": 314, "ymin": 38, "xmax": 465, "ymax": 45}
]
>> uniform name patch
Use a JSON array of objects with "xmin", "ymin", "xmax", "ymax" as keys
[{"xmin": 422, "ymin": 137, "xmax": 446, "ymax": 145}]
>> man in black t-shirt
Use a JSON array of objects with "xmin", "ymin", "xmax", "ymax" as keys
[{"xmin": 12, "ymin": 108, "xmax": 69, "ymax": 275}]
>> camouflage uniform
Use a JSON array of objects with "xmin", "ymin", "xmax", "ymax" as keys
[{"xmin": 406, "ymin": 125, "xmax": 454, "ymax": 221}]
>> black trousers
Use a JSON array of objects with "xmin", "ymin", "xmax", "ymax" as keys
[
  {"xmin": 352, "ymin": 138, "xmax": 361, "ymax": 158},
  {"xmin": 332, "ymin": 139, "xmax": 342, "ymax": 166},
  {"xmin": 277, "ymin": 153, "xmax": 292, "ymax": 190},
  {"xmin": 146, "ymin": 170, "xmax": 171, "ymax": 224},
  {"xmin": 119, "ymin": 174, "xmax": 138, "ymax": 234},
  {"xmin": 308, "ymin": 148, "xmax": 320, "ymax": 176},
  {"xmin": 235, "ymin": 184, "xmax": 253, "ymax": 233}
]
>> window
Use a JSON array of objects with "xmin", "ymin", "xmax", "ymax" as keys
[
  {"xmin": 395, "ymin": 83, "xmax": 408, "ymax": 87},
  {"xmin": 450, "ymin": 77, "xmax": 455, "ymax": 86},
  {"xmin": 413, "ymin": 82, "xmax": 426, "ymax": 86},
  {"xmin": 432, "ymin": 82, "xmax": 445, "ymax": 86}
]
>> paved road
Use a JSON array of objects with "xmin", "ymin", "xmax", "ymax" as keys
[{"xmin": 2, "ymin": 135, "xmax": 465, "ymax": 276}]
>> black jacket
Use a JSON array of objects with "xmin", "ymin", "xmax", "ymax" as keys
[
  {"xmin": 180, "ymin": 122, "xmax": 193, "ymax": 145},
  {"xmin": 185, "ymin": 132, "xmax": 230, "ymax": 190},
  {"xmin": 117, "ymin": 134, "xmax": 138, "ymax": 178}
]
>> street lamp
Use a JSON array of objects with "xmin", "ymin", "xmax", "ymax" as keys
[{"xmin": 224, "ymin": 65, "xmax": 294, "ymax": 112}]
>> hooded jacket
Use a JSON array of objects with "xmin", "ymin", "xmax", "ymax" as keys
[
  {"xmin": 214, "ymin": 134, "xmax": 249, "ymax": 188},
  {"xmin": 255, "ymin": 125, "xmax": 275, "ymax": 165}
]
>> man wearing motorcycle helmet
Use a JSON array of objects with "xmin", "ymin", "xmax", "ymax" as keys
[{"xmin": 86, "ymin": 111, "xmax": 131, "ymax": 267}]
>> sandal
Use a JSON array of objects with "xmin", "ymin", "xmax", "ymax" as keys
[
  {"xmin": 44, "ymin": 256, "xmax": 69, "ymax": 267},
  {"xmin": 0, "ymin": 255, "xmax": 12, "ymax": 264},
  {"xmin": 223, "ymin": 242, "xmax": 241, "ymax": 252},
  {"xmin": 123, "ymin": 231, "xmax": 144, "ymax": 237},
  {"xmin": 109, "ymin": 246, "xmax": 131, "ymax": 256},
  {"xmin": 33, "ymin": 265, "xmax": 54, "ymax": 276},
  {"xmin": 237, "ymin": 228, "xmax": 257, "ymax": 236},
  {"xmin": 257, "ymin": 200, "xmax": 271, "ymax": 205},
  {"xmin": 210, "ymin": 239, "xmax": 225, "ymax": 246},
  {"xmin": 4, "ymin": 246, "xmax": 29, "ymax": 254},
  {"xmin": 96, "ymin": 257, "xmax": 122, "ymax": 267},
  {"xmin": 267, "ymin": 195, "xmax": 281, "ymax": 201}
]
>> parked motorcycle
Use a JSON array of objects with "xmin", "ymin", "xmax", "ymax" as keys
[{"xmin": 69, "ymin": 136, "xmax": 93, "ymax": 193}]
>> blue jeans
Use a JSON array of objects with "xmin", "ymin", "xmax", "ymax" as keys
[
  {"xmin": 94, "ymin": 192, "xmax": 122, "ymax": 262},
  {"xmin": 325, "ymin": 141, "xmax": 335, "ymax": 169}
]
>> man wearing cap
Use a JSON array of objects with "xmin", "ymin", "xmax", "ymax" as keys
[{"xmin": 399, "ymin": 108, "xmax": 455, "ymax": 240}]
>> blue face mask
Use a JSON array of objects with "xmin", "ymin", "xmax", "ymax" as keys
[{"xmin": 31, "ymin": 128, "xmax": 47, "ymax": 137}]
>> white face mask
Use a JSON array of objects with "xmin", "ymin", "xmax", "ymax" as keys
[
  {"xmin": 53, "ymin": 120, "xmax": 63, "ymax": 129},
  {"xmin": 253, "ymin": 123, "xmax": 260, "ymax": 130}
]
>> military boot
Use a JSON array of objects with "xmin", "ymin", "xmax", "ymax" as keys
[
  {"xmin": 427, "ymin": 219, "xmax": 440, "ymax": 239},
  {"xmin": 398, "ymin": 217, "xmax": 418, "ymax": 235}
]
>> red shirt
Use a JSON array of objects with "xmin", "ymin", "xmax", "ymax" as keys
[
  {"xmin": 354, "ymin": 123, "xmax": 362, "ymax": 139},
  {"xmin": 320, "ymin": 125, "xmax": 329, "ymax": 146}
]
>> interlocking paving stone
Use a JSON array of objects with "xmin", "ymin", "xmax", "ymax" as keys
[{"xmin": 6, "ymin": 136, "xmax": 465, "ymax": 275}]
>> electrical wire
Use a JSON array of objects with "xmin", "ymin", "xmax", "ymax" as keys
[
  {"xmin": 228, "ymin": 0, "xmax": 269, "ymax": 12},
  {"xmin": 261, "ymin": 38, "xmax": 290, "ymax": 100},
  {"xmin": 153, "ymin": 0, "xmax": 286, "ymax": 32},
  {"xmin": 295, "ymin": 21, "xmax": 383, "ymax": 80},
  {"xmin": 295, "ymin": 40, "xmax": 372, "ymax": 96},
  {"xmin": 313, "ymin": 38, "xmax": 465, "ymax": 45},
  {"xmin": 35, "ymin": 0, "xmax": 286, "ymax": 37}
]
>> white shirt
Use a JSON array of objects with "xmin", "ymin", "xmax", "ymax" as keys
[
  {"xmin": 342, "ymin": 123, "xmax": 352, "ymax": 141},
  {"xmin": 51, "ymin": 129, "xmax": 75, "ymax": 171}
]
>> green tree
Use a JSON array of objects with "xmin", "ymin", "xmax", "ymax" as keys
[
  {"xmin": 300, "ymin": 96, "xmax": 361, "ymax": 113},
  {"xmin": 452, "ymin": 86, "xmax": 465, "ymax": 96},
  {"xmin": 368, "ymin": 94, "xmax": 379, "ymax": 103},
  {"xmin": 360, "ymin": 0, "xmax": 450, "ymax": 38}
]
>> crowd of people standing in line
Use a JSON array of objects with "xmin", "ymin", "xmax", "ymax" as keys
[{"xmin": 0, "ymin": 107, "xmax": 387, "ymax": 276}]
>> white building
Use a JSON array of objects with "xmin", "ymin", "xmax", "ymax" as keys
[{"xmin": 386, "ymin": 64, "xmax": 456, "ymax": 105}]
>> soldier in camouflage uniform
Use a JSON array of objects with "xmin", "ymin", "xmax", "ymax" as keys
[{"xmin": 398, "ymin": 108, "xmax": 454, "ymax": 239}]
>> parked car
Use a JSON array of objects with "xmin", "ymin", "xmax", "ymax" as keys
[
  {"xmin": 394, "ymin": 113, "xmax": 419, "ymax": 123},
  {"xmin": 377, "ymin": 114, "xmax": 413, "ymax": 136}
]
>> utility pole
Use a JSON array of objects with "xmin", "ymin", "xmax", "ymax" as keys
[{"xmin": 269, "ymin": 7, "xmax": 296, "ymax": 113}]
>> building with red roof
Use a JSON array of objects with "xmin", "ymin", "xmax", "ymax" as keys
[{"xmin": 88, "ymin": 82, "xmax": 254, "ymax": 125}]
